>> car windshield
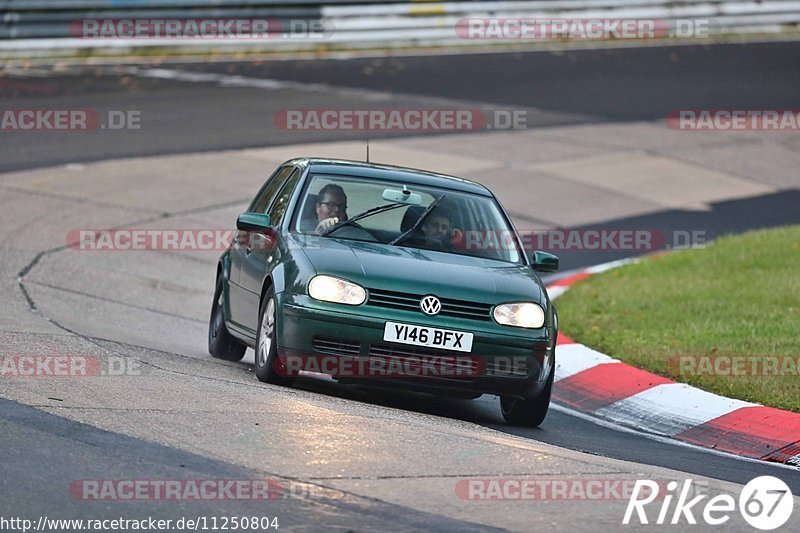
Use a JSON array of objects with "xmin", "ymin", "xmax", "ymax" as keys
[{"xmin": 293, "ymin": 174, "xmax": 522, "ymax": 264}]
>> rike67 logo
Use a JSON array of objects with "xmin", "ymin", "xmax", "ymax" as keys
[{"xmin": 624, "ymin": 476, "xmax": 793, "ymax": 530}]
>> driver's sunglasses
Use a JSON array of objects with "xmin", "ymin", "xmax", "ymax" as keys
[{"xmin": 317, "ymin": 201, "xmax": 347, "ymax": 211}]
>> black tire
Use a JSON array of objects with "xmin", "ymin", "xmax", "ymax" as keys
[
  {"xmin": 500, "ymin": 367, "xmax": 553, "ymax": 427},
  {"xmin": 208, "ymin": 275, "xmax": 247, "ymax": 362},
  {"xmin": 254, "ymin": 286, "xmax": 295, "ymax": 386}
]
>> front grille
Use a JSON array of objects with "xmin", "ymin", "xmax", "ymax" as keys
[
  {"xmin": 312, "ymin": 336, "xmax": 361, "ymax": 356},
  {"xmin": 369, "ymin": 343, "xmax": 481, "ymax": 377},
  {"xmin": 367, "ymin": 288, "xmax": 492, "ymax": 321}
]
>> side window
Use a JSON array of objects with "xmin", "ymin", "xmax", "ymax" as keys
[
  {"xmin": 249, "ymin": 166, "xmax": 293, "ymax": 214},
  {"xmin": 269, "ymin": 169, "xmax": 301, "ymax": 226}
]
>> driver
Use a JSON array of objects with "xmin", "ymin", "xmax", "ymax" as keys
[{"xmin": 314, "ymin": 184, "xmax": 348, "ymax": 234}]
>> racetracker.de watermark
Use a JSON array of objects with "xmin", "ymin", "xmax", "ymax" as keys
[
  {"xmin": 455, "ymin": 478, "xmax": 681, "ymax": 501},
  {"xmin": 0, "ymin": 355, "xmax": 141, "ymax": 378},
  {"xmin": 68, "ymin": 479, "xmax": 306, "ymax": 501},
  {"xmin": 66, "ymin": 229, "xmax": 282, "ymax": 252},
  {"xmin": 273, "ymin": 109, "xmax": 530, "ymax": 131},
  {"xmin": 1, "ymin": 110, "xmax": 141, "ymax": 131},
  {"xmin": 274, "ymin": 354, "xmax": 487, "ymax": 378},
  {"xmin": 456, "ymin": 229, "xmax": 705, "ymax": 252},
  {"xmin": 455, "ymin": 18, "xmax": 710, "ymax": 40},
  {"xmin": 276, "ymin": 109, "xmax": 482, "ymax": 131},
  {"xmin": 69, "ymin": 18, "xmax": 330, "ymax": 39},
  {"xmin": 667, "ymin": 355, "xmax": 800, "ymax": 377},
  {"xmin": 667, "ymin": 109, "xmax": 800, "ymax": 130}
]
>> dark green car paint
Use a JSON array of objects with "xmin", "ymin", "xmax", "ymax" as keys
[{"xmin": 218, "ymin": 158, "xmax": 558, "ymax": 400}]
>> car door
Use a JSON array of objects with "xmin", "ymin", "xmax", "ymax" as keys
[
  {"xmin": 228, "ymin": 165, "xmax": 294, "ymax": 329},
  {"xmin": 238, "ymin": 167, "xmax": 303, "ymax": 333}
]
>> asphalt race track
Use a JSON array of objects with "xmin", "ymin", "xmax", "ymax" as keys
[
  {"xmin": 2, "ymin": 40, "xmax": 800, "ymax": 530},
  {"xmin": 3, "ymin": 40, "xmax": 800, "ymax": 173}
]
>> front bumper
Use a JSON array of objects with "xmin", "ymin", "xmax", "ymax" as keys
[{"xmin": 276, "ymin": 292, "xmax": 555, "ymax": 399}]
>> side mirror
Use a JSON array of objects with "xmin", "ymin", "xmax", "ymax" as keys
[
  {"xmin": 531, "ymin": 250, "xmax": 559, "ymax": 272},
  {"xmin": 236, "ymin": 212, "xmax": 272, "ymax": 232}
]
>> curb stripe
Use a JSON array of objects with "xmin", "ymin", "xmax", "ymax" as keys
[
  {"xmin": 554, "ymin": 343, "xmax": 618, "ymax": 382},
  {"xmin": 595, "ymin": 383, "xmax": 755, "ymax": 437},
  {"xmin": 547, "ymin": 285, "xmax": 568, "ymax": 300},
  {"xmin": 675, "ymin": 406, "xmax": 800, "ymax": 460},
  {"xmin": 553, "ymin": 362, "xmax": 673, "ymax": 412},
  {"xmin": 548, "ymin": 271, "xmax": 590, "ymax": 288},
  {"xmin": 764, "ymin": 445, "xmax": 800, "ymax": 466},
  {"xmin": 556, "ymin": 333, "xmax": 575, "ymax": 346},
  {"xmin": 584, "ymin": 258, "xmax": 636, "ymax": 275}
]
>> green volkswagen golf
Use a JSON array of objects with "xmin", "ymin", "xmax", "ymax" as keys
[{"xmin": 209, "ymin": 158, "xmax": 559, "ymax": 426}]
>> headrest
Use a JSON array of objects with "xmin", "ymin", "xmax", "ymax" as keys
[
  {"xmin": 301, "ymin": 193, "xmax": 318, "ymax": 221},
  {"xmin": 401, "ymin": 206, "xmax": 426, "ymax": 232}
]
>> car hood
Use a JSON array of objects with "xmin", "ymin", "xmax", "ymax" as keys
[{"xmin": 295, "ymin": 236, "xmax": 545, "ymax": 304}]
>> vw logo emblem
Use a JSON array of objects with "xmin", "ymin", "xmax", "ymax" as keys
[{"xmin": 420, "ymin": 295, "xmax": 441, "ymax": 316}]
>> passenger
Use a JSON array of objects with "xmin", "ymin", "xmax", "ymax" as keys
[{"xmin": 420, "ymin": 209, "xmax": 454, "ymax": 250}]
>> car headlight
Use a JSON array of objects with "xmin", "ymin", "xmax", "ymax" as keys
[
  {"xmin": 493, "ymin": 302, "xmax": 545, "ymax": 329},
  {"xmin": 308, "ymin": 275, "xmax": 366, "ymax": 305}
]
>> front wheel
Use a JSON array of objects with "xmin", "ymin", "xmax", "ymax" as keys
[
  {"xmin": 500, "ymin": 367, "xmax": 553, "ymax": 427},
  {"xmin": 208, "ymin": 275, "xmax": 246, "ymax": 362},
  {"xmin": 254, "ymin": 287, "xmax": 295, "ymax": 386}
]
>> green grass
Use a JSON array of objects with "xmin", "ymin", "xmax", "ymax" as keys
[{"xmin": 556, "ymin": 225, "xmax": 800, "ymax": 412}]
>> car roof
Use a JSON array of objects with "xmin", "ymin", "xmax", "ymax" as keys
[{"xmin": 284, "ymin": 158, "xmax": 493, "ymax": 197}]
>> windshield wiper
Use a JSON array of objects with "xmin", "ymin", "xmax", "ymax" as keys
[
  {"xmin": 319, "ymin": 202, "xmax": 406, "ymax": 237},
  {"xmin": 388, "ymin": 194, "xmax": 446, "ymax": 246}
]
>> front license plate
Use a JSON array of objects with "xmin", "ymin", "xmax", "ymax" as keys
[{"xmin": 383, "ymin": 322, "xmax": 473, "ymax": 352}]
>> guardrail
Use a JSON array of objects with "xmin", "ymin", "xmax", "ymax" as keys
[
  {"xmin": 323, "ymin": 0, "xmax": 800, "ymax": 43},
  {"xmin": 1, "ymin": 0, "xmax": 799, "ymax": 55}
]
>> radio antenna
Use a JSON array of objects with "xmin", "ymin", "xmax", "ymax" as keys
[{"xmin": 366, "ymin": 138, "xmax": 370, "ymax": 163}]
